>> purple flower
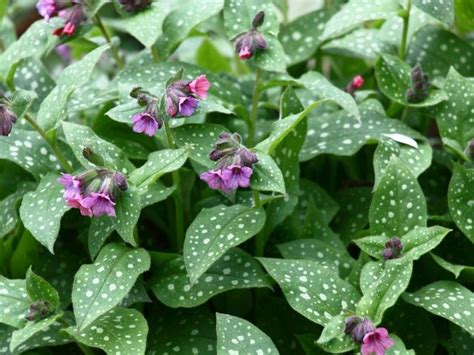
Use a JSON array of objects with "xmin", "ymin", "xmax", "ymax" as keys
[
  {"xmin": 36, "ymin": 0, "xmax": 58, "ymax": 20},
  {"xmin": 58, "ymin": 174, "xmax": 81, "ymax": 200},
  {"xmin": 0, "ymin": 105, "xmax": 17, "ymax": 136},
  {"xmin": 382, "ymin": 237, "xmax": 404, "ymax": 260},
  {"xmin": 200, "ymin": 170, "xmax": 230, "ymax": 192},
  {"xmin": 361, "ymin": 328, "xmax": 395, "ymax": 355},
  {"xmin": 178, "ymin": 96, "xmax": 198, "ymax": 116},
  {"xmin": 132, "ymin": 111, "xmax": 161, "ymax": 136},
  {"xmin": 221, "ymin": 165, "xmax": 253, "ymax": 189},
  {"xmin": 55, "ymin": 44, "xmax": 72, "ymax": 61},
  {"xmin": 81, "ymin": 192, "xmax": 116, "ymax": 217}
]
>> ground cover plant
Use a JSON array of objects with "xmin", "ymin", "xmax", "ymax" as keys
[{"xmin": 0, "ymin": 0, "xmax": 473, "ymax": 353}]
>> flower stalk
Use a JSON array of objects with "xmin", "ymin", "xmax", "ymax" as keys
[
  {"xmin": 399, "ymin": 0, "xmax": 411, "ymax": 60},
  {"xmin": 94, "ymin": 15, "xmax": 125, "ymax": 69}
]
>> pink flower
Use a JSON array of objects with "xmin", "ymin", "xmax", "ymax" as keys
[
  {"xmin": 66, "ymin": 198, "xmax": 93, "ymax": 217},
  {"xmin": 81, "ymin": 192, "xmax": 116, "ymax": 217},
  {"xmin": 36, "ymin": 0, "xmax": 58, "ymax": 20},
  {"xmin": 239, "ymin": 46, "xmax": 253, "ymax": 60},
  {"xmin": 200, "ymin": 170, "xmax": 231, "ymax": 192},
  {"xmin": 352, "ymin": 75, "xmax": 364, "ymax": 90},
  {"xmin": 58, "ymin": 174, "xmax": 81, "ymax": 200},
  {"xmin": 188, "ymin": 75, "xmax": 210, "ymax": 99},
  {"xmin": 221, "ymin": 165, "xmax": 253, "ymax": 189},
  {"xmin": 361, "ymin": 328, "xmax": 395, "ymax": 355}
]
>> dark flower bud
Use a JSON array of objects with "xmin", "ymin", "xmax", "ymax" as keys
[
  {"xmin": 112, "ymin": 172, "xmax": 128, "ymax": 191},
  {"xmin": 26, "ymin": 300, "xmax": 51, "ymax": 321},
  {"xmin": 382, "ymin": 237, "xmax": 404, "ymax": 260},
  {"xmin": 345, "ymin": 75, "xmax": 364, "ymax": 96},
  {"xmin": 83, "ymin": 147, "xmax": 105, "ymax": 167},
  {"xmin": 344, "ymin": 316, "xmax": 376, "ymax": 343},
  {"xmin": 238, "ymin": 147, "xmax": 258, "ymax": 167},
  {"xmin": 118, "ymin": 0, "xmax": 152, "ymax": 13},
  {"xmin": 234, "ymin": 30, "xmax": 267, "ymax": 60},
  {"xmin": 130, "ymin": 87, "xmax": 143, "ymax": 98},
  {"xmin": 344, "ymin": 316, "xmax": 361, "ymax": 335},
  {"xmin": 253, "ymin": 31, "xmax": 267, "ymax": 50},
  {"xmin": 252, "ymin": 11, "xmax": 265, "ymax": 29},
  {"xmin": 0, "ymin": 104, "xmax": 17, "ymax": 136},
  {"xmin": 406, "ymin": 63, "xmax": 430, "ymax": 103},
  {"xmin": 137, "ymin": 93, "xmax": 149, "ymax": 106}
]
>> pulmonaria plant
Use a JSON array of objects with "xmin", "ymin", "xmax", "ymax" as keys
[
  {"xmin": 0, "ymin": 104, "xmax": 17, "ymax": 136},
  {"xmin": 345, "ymin": 75, "xmax": 364, "ymax": 96},
  {"xmin": 381, "ymin": 237, "xmax": 404, "ymax": 260},
  {"xmin": 37, "ymin": 0, "xmax": 86, "ymax": 36},
  {"xmin": 234, "ymin": 11, "xmax": 267, "ymax": 60},
  {"xmin": 344, "ymin": 316, "xmax": 394, "ymax": 355},
  {"xmin": 165, "ymin": 74, "xmax": 210, "ymax": 117},
  {"xmin": 200, "ymin": 132, "xmax": 258, "ymax": 192},
  {"xmin": 406, "ymin": 64, "xmax": 430, "ymax": 103},
  {"xmin": 129, "ymin": 89, "xmax": 164, "ymax": 136}
]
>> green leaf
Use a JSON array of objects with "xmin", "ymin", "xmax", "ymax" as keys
[
  {"xmin": 251, "ymin": 151, "xmax": 285, "ymax": 194},
  {"xmin": 120, "ymin": 280, "xmax": 151, "ymax": 308},
  {"xmin": 67, "ymin": 307, "xmax": 148, "ymax": 355},
  {"xmin": 9, "ymin": 89, "xmax": 37, "ymax": 120},
  {"xmin": 300, "ymin": 108, "xmax": 422, "ymax": 161},
  {"xmin": 139, "ymin": 181, "xmax": 175, "ymax": 208},
  {"xmin": 0, "ymin": 183, "xmax": 35, "ymax": 240},
  {"xmin": 355, "ymin": 226, "xmax": 451, "ymax": 261},
  {"xmin": 436, "ymin": 68, "xmax": 474, "ymax": 157},
  {"xmin": 321, "ymin": 0, "xmax": 400, "ymax": 40},
  {"xmin": 258, "ymin": 258, "xmax": 360, "ymax": 326},
  {"xmin": 152, "ymin": 248, "xmax": 271, "ymax": 308},
  {"xmin": 0, "ymin": 129, "xmax": 64, "ymax": 178},
  {"xmin": 386, "ymin": 335, "xmax": 416, "ymax": 355},
  {"xmin": 431, "ymin": 253, "xmax": 474, "ymax": 279},
  {"xmin": 448, "ymin": 165, "xmax": 474, "ymax": 243},
  {"xmin": 88, "ymin": 217, "xmax": 115, "ymax": 260},
  {"xmin": 196, "ymin": 39, "xmax": 232, "ymax": 74},
  {"xmin": 450, "ymin": 323, "xmax": 474, "ymax": 355},
  {"xmin": 72, "ymin": 243, "xmax": 150, "ymax": 330},
  {"xmin": 357, "ymin": 258, "xmax": 413, "ymax": 324},
  {"xmin": 37, "ymin": 45, "xmax": 110, "ymax": 131},
  {"xmin": 25, "ymin": 268, "xmax": 59, "ymax": 311},
  {"xmin": 223, "ymin": 0, "xmax": 279, "ymax": 39},
  {"xmin": 403, "ymin": 281, "xmax": 474, "ymax": 335},
  {"xmin": 129, "ymin": 148, "xmax": 189, "ymax": 188},
  {"xmin": 173, "ymin": 123, "xmax": 228, "ymax": 169},
  {"xmin": 277, "ymin": 239, "xmax": 354, "ymax": 277},
  {"xmin": 13, "ymin": 59, "xmax": 55, "ymax": 104},
  {"xmin": 114, "ymin": 188, "xmax": 141, "ymax": 246},
  {"xmin": 156, "ymin": 0, "xmax": 224, "ymax": 57},
  {"xmin": 299, "ymin": 72, "xmax": 360, "ymax": 120},
  {"xmin": 216, "ymin": 313, "xmax": 279, "ymax": 354},
  {"xmin": 316, "ymin": 314, "xmax": 354, "ymax": 353},
  {"xmin": 373, "ymin": 139, "xmax": 432, "ymax": 189},
  {"xmin": 19, "ymin": 173, "xmax": 70, "ymax": 253},
  {"xmin": 254, "ymin": 35, "xmax": 287, "ymax": 73},
  {"xmin": 0, "ymin": 276, "xmax": 29, "ymax": 328},
  {"xmin": 406, "ymin": 26, "xmax": 474, "ymax": 79},
  {"xmin": 375, "ymin": 54, "xmax": 448, "ymax": 107},
  {"xmin": 280, "ymin": 9, "xmax": 332, "ymax": 65},
  {"xmin": 184, "ymin": 204, "xmax": 265, "ymax": 283},
  {"xmin": 369, "ymin": 156, "xmax": 427, "ymax": 236},
  {"xmin": 9, "ymin": 313, "xmax": 62, "ymax": 352},
  {"xmin": 62, "ymin": 121, "xmax": 134, "ymax": 173},
  {"xmin": 412, "ymin": 0, "xmax": 454, "ymax": 26}
]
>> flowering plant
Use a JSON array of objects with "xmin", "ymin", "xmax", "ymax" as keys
[{"xmin": 0, "ymin": 0, "xmax": 473, "ymax": 354}]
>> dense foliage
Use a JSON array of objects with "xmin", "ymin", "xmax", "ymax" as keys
[{"xmin": 0, "ymin": 0, "xmax": 473, "ymax": 354}]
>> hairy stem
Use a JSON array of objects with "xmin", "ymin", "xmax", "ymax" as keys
[
  {"xmin": 163, "ymin": 119, "xmax": 185, "ymax": 250},
  {"xmin": 94, "ymin": 16, "xmax": 125, "ymax": 69},
  {"xmin": 24, "ymin": 113, "xmax": 73, "ymax": 173},
  {"xmin": 247, "ymin": 68, "xmax": 262, "ymax": 147},
  {"xmin": 399, "ymin": 0, "xmax": 411, "ymax": 60}
]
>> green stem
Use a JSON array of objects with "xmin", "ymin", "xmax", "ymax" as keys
[
  {"xmin": 78, "ymin": 343, "xmax": 95, "ymax": 355},
  {"xmin": 253, "ymin": 190, "xmax": 264, "ymax": 257},
  {"xmin": 94, "ymin": 16, "xmax": 124, "ymax": 69},
  {"xmin": 401, "ymin": 106, "xmax": 409, "ymax": 123},
  {"xmin": 247, "ymin": 68, "xmax": 262, "ymax": 147},
  {"xmin": 24, "ymin": 113, "xmax": 73, "ymax": 173},
  {"xmin": 163, "ymin": 119, "xmax": 185, "ymax": 251},
  {"xmin": 151, "ymin": 45, "xmax": 159, "ymax": 63},
  {"xmin": 399, "ymin": 0, "xmax": 411, "ymax": 60}
]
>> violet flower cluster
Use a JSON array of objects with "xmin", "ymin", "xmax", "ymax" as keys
[
  {"xmin": 129, "ymin": 89, "xmax": 164, "ymax": 137},
  {"xmin": 234, "ymin": 11, "xmax": 267, "ymax": 60},
  {"xmin": 59, "ymin": 168, "xmax": 128, "ymax": 218},
  {"xmin": 165, "ymin": 75, "xmax": 210, "ymax": 118},
  {"xmin": 200, "ymin": 132, "xmax": 258, "ymax": 192},
  {"xmin": 381, "ymin": 237, "xmax": 404, "ymax": 260},
  {"xmin": 0, "ymin": 104, "xmax": 17, "ymax": 137},
  {"xmin": 36, "ymin": 0, "xmax": 86, "ymax": 36},
  {"xmin": 344, "ymin": 316, "xmax": 395, "ymax": 355}
]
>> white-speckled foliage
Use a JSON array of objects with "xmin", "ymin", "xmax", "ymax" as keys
[{"xmin": 1, "ymin": 0, "xmax": 473, "ymax": 353}]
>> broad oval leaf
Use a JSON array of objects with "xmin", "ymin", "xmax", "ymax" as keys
[
  {"xmin": 72, "ymin": 243, "xmax": 150, "ymax": 330},
  {"xmin": 251, "ymin": 151, "xmax": 285, "ymax": 194},
  {"xmin": 26, "ymin": 268, "xmax": 59, "ymax": 311},
  {"xmin": 113, "ymin": 188, "xmax": 141, "ymax": 246},
  {"xmin": 10, "ymin": 313, "xmax": 62, "ymax": 352},
  {"xmin": 0, "ymin": 276, "xmax": 29, "ymax": 328},
  {"xmin": 184, "ymin": 204, "xmax": 265, "ymax": 283}
]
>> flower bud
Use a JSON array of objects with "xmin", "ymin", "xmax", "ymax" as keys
[
  {"xmin": 118, "ymin": 0, "xmax": 152, "ymax": 13},
  {"xmin": 344, "ymin": 316, "xmax": 376, "ymax": 343},
  {"xmin": 112, "ymin": 172, "xmax": 128, "ymax": 191},
  {"xmin": 237, "ymin": 147, "xmax": 258, "ymax": 166},
  {"xmin": 345, "ymin": 75, "xmax": 364, "ymax": 95},
  {"xmin": 234, "ymin": 30, "xmax": 267, "ymax": 60},
  {"xmin": 406, "ymin": 63, "xmax": 430, "ymax": 103},
  {"xmin": 26, "ymin": 300, "xmax": 52, "ymax": 321},
  {"xmin": 83, "ymin": 147, "xmax": 105, "ymax": 167},
  {"xmin": 252, "ymin": 11, "xmax": 265, "ymax": 28},
  {"xmin": 0, "ymin": 104, "xmax": 17, "ymax": 136},
  {"xmin": 382, "ymin": 237, "xmax": 404, "ymax": 260}
]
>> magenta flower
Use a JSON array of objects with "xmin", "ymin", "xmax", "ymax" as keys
[
  {"xmin": 361, "ymin": 328, "xmax": 395, "ymax": 355},
  {"xmin": 188, "ymin": 75, "xmax": 210, "ymax": 99},
  {"xmin": 36, "ymin": 0, "xmax": 58, "ymax": 20},
  {"xmin": 200, "ymin": 170, "xmax": 231, "ymax": 192},
  {"xmin": 221, "ymin": 165, "xmax": 253, "ymax": 189},
  {"xmin": 234, "ymin": 11, "xmax": 267, "ymax": 60},
  {"xmin": 58, "ymin": 174, "xmax": 82, "ymax": 200},
  {"xmin": 345, "ymin": 75, "xmax": 365, "ymax": 95},
  {"xmin": 81, "ymin": 192, "xmax": 116, "ymax": 217},
  {"xmin": 0, "ymin": 105, "xmax": 17, "ymax": 137},
  {"xmin": 178, "ymin": 96, "xmax": 198, "ymax": 116},
  {"xmin": 53, "ymin": 4, "xmax": 85, "ymax": 37},
  {"xmin": 66, "ymin": 198, "xmax": 93, "ymax": 217}
]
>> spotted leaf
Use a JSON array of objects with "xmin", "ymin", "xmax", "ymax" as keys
[
  {"xmin": 19, "ymin": 173, "xmax": 70, "ymax": 253},
  {"xmin": 357, "ymin": 258, "xmax": 413, "ymax": 324},
  {"xmin": 216, "ymin": 313, "xmax": 278, "ymax": 354},
  {"xmin": 184, "ymin": 204, "xmax": 265, "ymax": 283},
  {"xmin": 152, "ymin": 248, "xmax": 271, "ymax": 308},
  {"xmin": 114, "ymin": 188, "xmax": 141, "ymax": 246},
  {"xmin": 0, "ymin": 276, "xmax": 29, "ymax": 328},
  {"xmin": 258, "ymin": 258, "xmax": 360, "ymax": 326},
  {"xmin": 251, "ymin": 151, "xmax": 285, "ymax": 194},
  {"xmin": 25, "ymin": 268, "xmax": 59, "ymax": 311},
  {"xmin": 448, "ymin": 164, "xmax": 474, "ymax": 243},
  {"xmin": 0, "ymin": 182, "xmax": 35, "ymax": 240},
  {"xmin": 403, "ymin": 281, "xmax": 474, "ymax": 335},
  {"xmin": 67, "ymin": 307, "xmax": 148, "ymax": 355},
  {"xmin": 10, "ymin": 313, "xmax": 62, "ymax": 352},
  {"xmin": 72, "ymin": 243, "xmax": 150, "ymax": 331},
  {"xmin": 412, "ymin": 0, "xmax": 454, "ymax": 26},
  {"xmin": 369, "ymin": 156, "xmax": 427, "ymax": 236}
]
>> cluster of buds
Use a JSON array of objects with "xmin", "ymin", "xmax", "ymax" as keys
[
  {"xmin": 344, "ymin": 316, "xmax": 394, "ymax": 355},
  {"xmin": 345, "ymin": 75, "xmax": 364, "ymax": 96},
  {"xmin": 165, "ymin": 74, "xmax": 210, "ymax": 118},
  {"xmin": 200, "ymin": 132, "xmax": 258, "ymax": 192},
  {"xmin": 25, "ymin": 300, "xmax": 52, "ymax": 321},
  {"xmin": 118, "ymin": 0, "xmax": 152, "ymax": 12},
  {"xmin": 129, "ymin": 88, "xmax": 163, "ymax": 137},
  {"xmin": 234, "ymin": 11, "xmax": 267, "ymax": 60},
  {"xmin": 36, "ymin": 0, "xmax": 86, "ymax": 36},
  {"xmin": 58, "ymin": 162, "xmax": 128, "ymax": 218},
  {"xmin": 0, "ymin": 103, "xmax": 17, "ymax": 137},
  {"xmin": 381, "ymin": 237, "xmax": 404, "ymax": 260},
  {"xmin": 406, "ymin": 64, "xmax": 430, "ymax": 103}
]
